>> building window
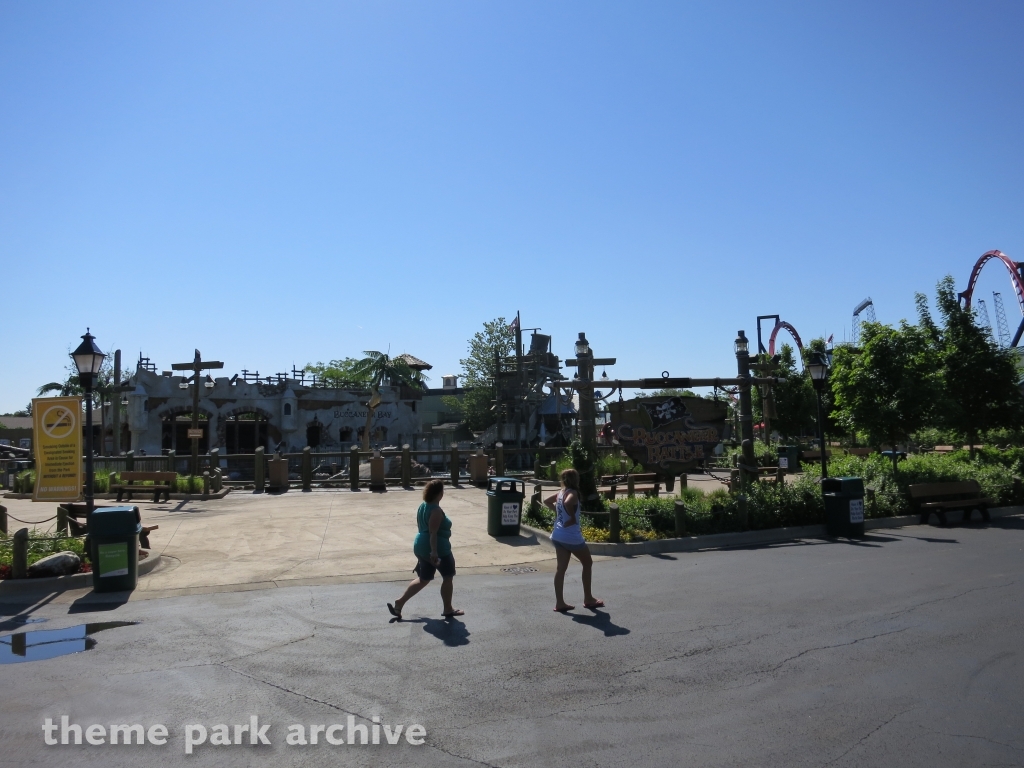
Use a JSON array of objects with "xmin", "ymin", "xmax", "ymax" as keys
[{"xmin": 284, "ymin": 403, "xmax": 292, "ymax": 416}]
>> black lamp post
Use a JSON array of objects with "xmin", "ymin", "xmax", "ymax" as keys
[
  {"xmin": 734, "ymin": 331, "xmax": 756, "ymax": 489},
  {"xmin": 71, "ymin": 329, "xmax": 106, "ymax": 512},
  {"xmin": 807, "ymin": 351, "xmax": 829, "ymax": 479}
]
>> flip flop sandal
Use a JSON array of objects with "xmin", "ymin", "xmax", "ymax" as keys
[
  {"xmin": 553, "ymin": 606, "xmax": 575, "ymax": 612},
  {"xmin": 442, "ymin": 609, "xmax": 465, "ymax": 617},
  {"xmin": 584, "ymin": 600, "xmax": 605, "ymax": 609},
  {"xmin": 387, "ymin": 603, "xmax": 402, "ymax": 619}
]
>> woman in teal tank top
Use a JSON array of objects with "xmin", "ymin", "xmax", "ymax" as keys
[{"xmin": 388, "ymin": 479, "xmax": 463, "ymax": 620}]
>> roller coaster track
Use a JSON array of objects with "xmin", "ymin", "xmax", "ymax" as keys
[
  {"xmin": 959, "ymin": 250, "xmax": 1024, "ymax": 346},
  {"xmin": 767, "ymin": 321, "xmax": 804, "ymax": 356}
]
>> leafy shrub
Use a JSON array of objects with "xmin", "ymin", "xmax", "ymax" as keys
[
  {"xmin": 807, "ymin": 452, "xmax": 1022, "ymax": 515},
  {"xmin": 0, "ymin": 528, "xmax": 87, "ymax": 569}
]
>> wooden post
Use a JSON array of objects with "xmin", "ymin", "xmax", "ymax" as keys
[
  {"xmin": 12, "ymin": 528, "xmax": 28, "ymax": 579},
  {"xmin": 126, "ymin": 450, "xmax": 135, "ymax": 472},
  {"xmin": 776, "ymin": 466, "xmax": 784, "ymax": 484},
  {"xmin": 167, "ymin": 449, "xmax": 176, "ymax": 474},
  {"xmin": 679, "ymin": 473, "xmax": 688, "ymax": 490},
  {"xmin": 664, "ymin": 474, "xmax": 675, "ymax": 493},
  {"xmin": 495, "ymin": 442, "xmax": 505, "ymax": 477},
  {"xmin": 534, "ymin": 442, "xmax": 545, "ymax": 478},
  {"xmin": 57, "ymin": 505, "xmax": 68, "ymax": 535},
  {"xmin": 0, "ymin": 504, "xmax": 7, "ymax": 535},
  {"xmin": 450, "ymin": 444, "xmax": 460, "ymax": 487},
  {"xmin": 609, "ymin": 504, "xmax": 620, "ymax": 543},
  {"xmin": 549, "ymin": 461, "xmax": 557, "ymax": 481},
  {"xmin": 674, "ymin": 500, "xmax": 687, "ymax": 537},
  {"xmin": 302, "ymin": 446, "xmax": 312, "ymax": 491},
  {"xmin": 254, "ymin": 446, "xmax": 265, "ymax": 492},
  {"xmin": 203, "ymin": 471, "xmax": 211, "ymax": 496},
  {"xmin": 349, "ymin": 445, "xmax": 360, "ymax": 490},
  {"xmin": 401, "ymin": 444, "xmax": 412, "ymax": 488},
  {"xmin": 1015, "ymin": 476, "xmax": 1022, "ymax": 503},
  {"xmin": 627, "ymin": 474, "xmax": 635, "ymax": 499}
]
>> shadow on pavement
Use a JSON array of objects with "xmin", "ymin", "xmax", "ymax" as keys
[
  {"xmin": 569, "ymin": 610, "xmax": 630, "ymax": 637},
  {"xmin": 393, "ymin": 616, "xmax": 471, "ymax": 646},
  {"xmin": 68, "ymin": 592, "xmax": 132, "ymax": 613},
  {"xmin": 494, "ymin": 533, "xmax": 541, "ymax": 547}
]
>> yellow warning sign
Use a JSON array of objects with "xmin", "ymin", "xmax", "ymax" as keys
[{"xmin": 32, "ymin": 397, "xmax": 83, "ymax": 502}]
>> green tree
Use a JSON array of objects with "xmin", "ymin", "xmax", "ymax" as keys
[
  {"xmin": 349, "ymin": 352, "xmax": 425, "ymax": 449},
  {"xmin": 754, "ymin": 344, "xmax": 817, "ymax": 440},
  {"xmin": 831, "ymin": 321, "xmax": 941, "ymax": 474},
  {"xmin": 458, "ymin": 318, "xmax": 516, "ymax": 431},
  {"xmin": 303, "ymin": 358, "xmax": 371, "ymax": 387},
  {"xmin": 923, "ymin": 276, "xmax": 1024, "ymax": 457}
]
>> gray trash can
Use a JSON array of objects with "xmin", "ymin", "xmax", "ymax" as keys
[
  {"xmin": 822, "ymin": 477, "xmax": 865, "ymax": 538},
  {"xmin": 486, "ymin": 477, "xmax": 525, "ymax": 537},
  {"xmin": 778, "ymin": 445, "xmax": 800, "ymax": 474},
  {"xmin": 89, "ymin": 505, "xmax": 141, "ymax": 592}
]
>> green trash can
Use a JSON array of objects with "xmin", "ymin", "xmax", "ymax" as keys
[
  {"xmin": 778, "ymin": 445, "xmax": 800, "ymax": 474},
  {"xmin": 486, "ymin": 477, "xmax": 525, "ymax": 537},
  {"xmin": 89, "ymin": 505, "xmax": 142, "ymax": 593},
  {"xmin": 822, "ymin": 477, "xmax": 865, "ymax": 538}
]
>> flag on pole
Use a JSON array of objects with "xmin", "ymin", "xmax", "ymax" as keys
[
  {"xmin": 510, "ymin": 315, "xmax": 519, "ymax": 331},
  {"xmin": 826, "ymin": 334, "xmax": 833, "ymax": 344}
]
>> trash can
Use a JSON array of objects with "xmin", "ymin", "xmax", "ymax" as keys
[
  {"xmin": 89, "ymin": 505, "xmax": 142, "ymax": 592},
  {"xmin": 778, "ymin": 446, "xmax": 800, "ymax": 474},
  {"xmin": 486, "ymin": 477, "xmax": 525, "ymax": 537},
  {"xmin": 822, "ymin": 477, "xmax": 865, "ymax": 538}
]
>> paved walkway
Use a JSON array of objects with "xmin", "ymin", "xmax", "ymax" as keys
[{"xmin": 1, "ymin": 472, "xmax": 729, "ymax": 597}]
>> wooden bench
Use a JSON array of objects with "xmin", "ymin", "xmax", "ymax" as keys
[
  {"xmin": 908, "ymin": 480, "xmax": 994, "ymax": 526},
  {"xmin": 598, "ymin": 473, "xmax": 661, "ymax": 500},
  {"xmin": 112, "ymin": 471, "xmax": 177, "ymax": 503}
]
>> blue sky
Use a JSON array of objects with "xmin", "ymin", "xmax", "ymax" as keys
[{"xmin": 2, "ymin": 1, "xmax": 1022, "ymax": 411}]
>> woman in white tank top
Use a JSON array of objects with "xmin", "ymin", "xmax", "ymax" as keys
[{"xmin": 544, "ymin": 468, "xmax": 604, "ymax": 612}]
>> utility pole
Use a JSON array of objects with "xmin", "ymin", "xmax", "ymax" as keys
[{"xmin": 171, "ymin": 350, "xmax": 224, "ymax": 477}]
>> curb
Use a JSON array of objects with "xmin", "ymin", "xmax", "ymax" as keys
[
  {"xmin": 522, "ymin": 505, "xmax": 1024, "ymax": 556},
  {"xmin": 0, "ymin": 551, "xmax": 166, "ymax": 596}
]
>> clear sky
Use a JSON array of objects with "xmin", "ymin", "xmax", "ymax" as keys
[{"xmin": 2, "ymin": 1, "xmax": 1022, "ymax": 412}]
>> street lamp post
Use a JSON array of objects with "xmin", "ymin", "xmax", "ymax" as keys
[
  {"xmin": 71, "ymin": 330, "xmax": 106, "ymax": 513},
  {"xmin": 807, "ymin": 351, "xmax": 830, "ymax": 479},
  {"xmin": 734, "ymin": 331, "xmax": 757, "ymax": 488},
  {"xmin": 574, "ymin": 333, "xmax": 596, "ymax": 457}
]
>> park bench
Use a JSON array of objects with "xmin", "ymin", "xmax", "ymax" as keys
[
  {"xmin": 111, "ymin": 471, "xmax": 177, "ymax": 503},
  {"xmin": 908, "ymin": 480, "xmax": 994, "ymax": 526},
  {"xmin": 598, "ymin": 473, "xmax": 662, "ymax": 500}
]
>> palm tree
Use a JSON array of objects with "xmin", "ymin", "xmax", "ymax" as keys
[{"xmin": 350, "ymin": 352, "xmax": 425, "ymax": 449}]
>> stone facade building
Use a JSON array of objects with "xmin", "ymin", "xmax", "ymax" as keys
[{"xmin": 125, "ymin": 367, "xmax": 424, "ymax": 455}]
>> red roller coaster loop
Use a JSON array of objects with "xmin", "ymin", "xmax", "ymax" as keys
[
  {"xmin": 959, "ymin": 250, "xmax": 1024, "ymax": 346},
  {"xmin": 768, "ymin": 321, "xmax": 804, "ymax": 357}
]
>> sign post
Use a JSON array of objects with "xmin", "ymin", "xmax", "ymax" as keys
[
  {"xmin": 171, "ymin": 350, "xmax": 223, "ymax": 478},
  {"xmin": 32, "ymin": 396, "xmax": 84, "ymax": 503}
]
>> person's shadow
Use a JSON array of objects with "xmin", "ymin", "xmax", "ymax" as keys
[
  {"xmin": 570, "ymin": 610, "xmax": 630, "ymax": 637},
  {"xmin": 394, "ymin": 617, "xmax": 471, "ymax": 646}
]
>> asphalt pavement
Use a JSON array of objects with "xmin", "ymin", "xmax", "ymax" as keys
[{"xmin": 1, "ymin": 515, "xmax": 1022, "ymax": 767}]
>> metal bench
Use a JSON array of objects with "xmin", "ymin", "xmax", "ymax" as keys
[
  {"xmin": 908, "ymin": 480, "xmax": 994, "ymax": 526},
  {"xmin": 111, "ymin": 471, "xmax": 177, "ymax": 503}
]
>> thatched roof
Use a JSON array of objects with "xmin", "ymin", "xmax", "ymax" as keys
[{"xmin": 396, "ymin": 353, "xmax": 432, "ymax": 371}]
